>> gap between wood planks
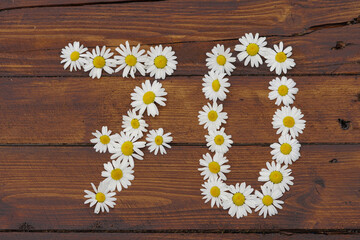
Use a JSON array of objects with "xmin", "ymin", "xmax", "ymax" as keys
[
  {"xmin": 0, "ymin": 228, "xmax": 359, "ymax": 234},
  {"xmin": 1, "ymin": 73, "xmax": 360, "ymax": 79},
  {"xmin": 0, "ymin": 143, "xmax": 360, "ymax": 147}
]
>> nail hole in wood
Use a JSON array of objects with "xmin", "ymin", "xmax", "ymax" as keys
[
  {"xmin": 337, "ymin": 118, "xmax": 351, "ymax": 130},
  {"xmin": 314, "ymin": 178, "xmax": 325, "ymax": 188},
  {"xmin": 18, "ymin": 222, "xmax": 34, "ymax": 231},
  {"xmin": 331, "ymin": 41, "xmax": 347, "ymax": 50},
  {"xmin": 329, "ymin": 158, "xmax": 338, "ymax": 163}
]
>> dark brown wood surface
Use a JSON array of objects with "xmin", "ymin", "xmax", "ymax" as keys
[{"xmin": 0, "ymin": 0, "xmax": 359, "ymax": 239}]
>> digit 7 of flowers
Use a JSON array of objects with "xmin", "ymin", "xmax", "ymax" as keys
[
  {"xmin": 85, "ymin": 82, "xmax": 173, "ymax": 214},
  {"xmin": 66, "ymin": 41, "xmax": 178, "ymax": 214},
  {"xmin": 199, "ymin": 33, "xmax": 305, "ymax": 218}
]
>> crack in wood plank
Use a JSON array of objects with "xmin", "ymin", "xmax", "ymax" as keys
[
  {"xmin": 147, "ymin": 16, "xmax": 360, "ymax": 45},
  {"xmin": 0, "ymin": 16, "xmax": 359, "ymax": 54},
  {"xmin": 0, "ymin": 0, "xmax": 166, "ymax": 12}
]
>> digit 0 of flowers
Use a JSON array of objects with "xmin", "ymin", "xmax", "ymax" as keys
[
  {"xmin": 63, "ymin": 41, "xmax": 178, "ymax": 214},
  {"xmin": 199, "ymin": 33, "xmax": 306, "ymax": 218}
]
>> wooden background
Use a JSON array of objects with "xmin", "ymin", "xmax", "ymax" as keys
[{"xmin": 0, "ymin": 0, "xmax": 360, "ymax": 239}]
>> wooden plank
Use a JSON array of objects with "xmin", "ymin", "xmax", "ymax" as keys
[
  {"xmin": 0, "ymin": 232, "xmax": 359, "ymax": 240},
  {"xmin": 0, "ymin": 2, "xmax": 359, "ymax": 76},
  {"xmin": 0, "ymin": 145, "xmax": 359, "ymax": 230},
  {"xmin": 0, "ymin": 76, "xmax": 359, "ymax": 144},
  {"xmin": 0, "ymin": 0, "xmax": 359, "ymax": 44}
]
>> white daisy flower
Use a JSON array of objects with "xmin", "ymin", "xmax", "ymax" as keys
[
  {"xmin": 83, "ymin": 46, "xmax": 116, "ymax": 79},
  {"xmin": 206, "ymin": 44, "xmax": 236, "ymax": 75},
  {"xmin": 270, "ymin": 134, "xmax": 301, "ymax": 165},
  {"xmin": 264, "ymin": 41, "xmax": 296, "ymax": 75},
  {"xmin": 84, "ymin": 181, "xmax": 116, "ymax": 214},
  {"xmin": 234, "ymin": 33, "xmax": 267, "ymax": 68},
  {"xmin": 145, "ymin": 45, "xmax": 177, "ymax": 80},
  {"xmin": 198, "ymin": 101, "xmax": 228, "ymax": 131},
  {"xmin": 122, "ymin": 109, "xmax": 148, "ymax": 139},
  {"xmin": 202, "ymin": 70, "xmax": 230, "ymax": 102},
  {"xmin": 114, "ymin": 41, "xmax": 147, "ymax": 78},
  {"xmin": 200, "ymin": 177, "xmax": 228, "ymax": 208},
  {"xmin": 254, "ymin": 185, "xmax": 284, "ymax": 218},
  {"xmin": 258, "ymin": 161, "xmax": 294, "ymax": 193},
  {"xmin": 198, "ymin": 152, "xmax": 231, "ymax": 181},
  {"xmin": 90, "ymin": 126, "xmax": 118, "ymax": 153},
  {"xmin": 60, "ymin": 41, "xmax": 88, "ymax": 71},
  {"xmin": 222, "ymin": 182, "xmax": 257, "ymax": 219},
  {"xmin": 111, "ymin": 131, "xmax": 146, "ymax": 168},
  {"xmin": 268, "ymin": 76, "xmax": 298, "ymax": 106},
  {"xmin": 146, "ymin": 128, "xmax": 173, "ymax": 155},
  {"xmin": 131, "ymin": 80, "xmax": 167, "ymax": 117},
  {"xmin": 101, "ymin": 160, "xmax": 134, "ymax": 192},
  {"xmin": 272, "ymin": 106, "xmax": 306, "ymax": 138},
  {"xmin": 205, "ymin": 127, "xmax": 233, "ymax": 154}
]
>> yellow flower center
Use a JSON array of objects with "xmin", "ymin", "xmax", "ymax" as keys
[
  {"xmin": 280, "ymin": 143, "xmax": 292, "ymax": 155},
  {"xmin": 208, "ymin": 161, "xmax": 220, "ymax": 173},
  {"xmin": 95, "ymin": 192, "xmax": 106, "ymax": 203},
  {"xmin": 121, "ymin": 141, "xmax": 134, "ymax": 156},
  {"xmin": 269, "ymin": 170, "xmax": 283, "ymax": 184},
  {"xmin": 207, "ymin": 110, "xmax": 218, "ymax": 122},
  {"xmin": 143, "ymin": 91, "xmax": 156, "ymax": 104},
  {"xmin": 277, "ymin": 85, "xmax": 289, "ymax": 96},
  {"xmin": 216, "ymin": 55, "xmax": 226, "ymax": 65},
  {"xmin": 214, "ymin": 135, "xmax": 224, "ymax": 145},
  {"xmin": 125, "ymin": 55, "xmax": 137, "ymax": 66},
  {"xmin": 283, "ymin": 116, "xmax": 295, "ymax": 128},
  {"xmin": 155, "ymin": 135, "xmax": 163, "ymax": 145},
  {"xmin": 111, "ymin": 168, "xmax": 123, "ymax": 180},
  {"xmin": 210, "ymin": 186, "xmax": 220, "ymax": 197},
  {"xmin": 154, "ymin": 55, "xmax": 167, "ymax": 69},
  {"xmin": 131, "ymin": 119, "xmax": 140, "ymax": 129},
  {"xmin": 262, "ymin": 195, "xmax": 273, "ymax": 206},
  {"xmin": 232, "ymin": 193, "xmax": 245, "ymax": 206},
  {"xmin": 70, "ymin": 51, "xmax": 80, "ymax": 61},
  {"xmin": 212, "ymin": 79, "xmax": 220, "ymax": 92},
  {"xmin": 93, "ymin": 56, "xmax": 106, "ymax": 68},
  {"xmin": 99, "ymin": 135, "xmax": 110, "ymax": 145},
  {"xmin": 246, "ymin": 43, "xmax": 259, "ymax": 56},
  {"xmin": 275, "ymin": 52, "xmax": 287, "ymax": 63}
]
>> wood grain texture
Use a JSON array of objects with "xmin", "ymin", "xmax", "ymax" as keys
[
  {"xmin": 1, "ymin": 145, "xmax": 359, "ymax": 230},
  {"xmin": 0, "ymin": 76, "xmax": 359, "ymax": 144},
  {"xmin": 0, "ymin": 232, "xmax": 359, "ymax": 240},
  {"xmin": 0, "ymin": 2, "xmax": 359, "ymax": 76}
]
